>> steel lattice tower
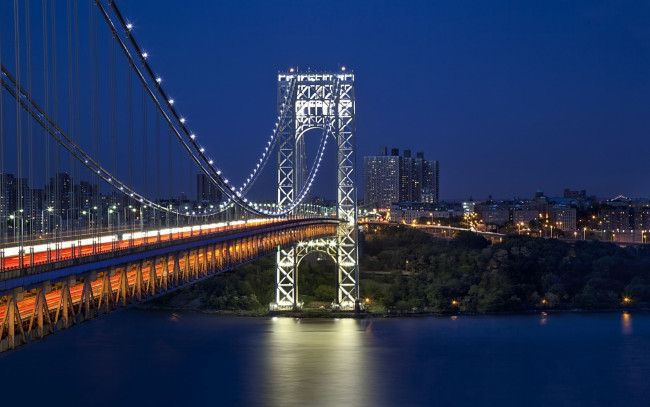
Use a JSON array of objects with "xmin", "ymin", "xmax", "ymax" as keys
[{"xmin": 273, "ymin": 70, "xmax": 358, "ymax": 310}]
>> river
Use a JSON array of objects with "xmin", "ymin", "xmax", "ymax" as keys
[{"xmin": 1, "ymin": 310, "xmax": 649, "ymax": 406}]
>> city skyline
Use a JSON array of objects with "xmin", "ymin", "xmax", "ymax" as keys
[{"xmin": 111, "ymin": 0, "xmax": 650, "ymax": 201}]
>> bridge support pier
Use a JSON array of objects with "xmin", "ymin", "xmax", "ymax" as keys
[{"xmin": 273, "ymin": 247, "xmax": 300, "ymax": 310}]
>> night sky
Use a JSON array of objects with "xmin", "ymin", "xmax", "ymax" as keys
[{"xmin": 116, "ymin": 0, "xmax": 650, "ymax": 201}]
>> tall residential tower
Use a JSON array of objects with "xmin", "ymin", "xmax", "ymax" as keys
[{"xmin": 363, "ymin": 147, "xmax": 439, "ymax": 209}]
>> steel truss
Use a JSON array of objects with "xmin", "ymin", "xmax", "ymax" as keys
[
  {"xmin": 274, "ymin": 71, "xmax": 358, "ymax": 310},
  {"xmin": 0, "ymin": 221, "xmax": 337, "ymax": 353}
]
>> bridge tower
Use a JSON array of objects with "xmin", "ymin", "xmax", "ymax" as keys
[{"xmin": 273, "ymin": 70, "xmax": 358, "ymax": 310}]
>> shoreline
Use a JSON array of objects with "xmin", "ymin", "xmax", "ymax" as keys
[{"xmin": 136, "ymin": 303, "xmax": 650, "ymax": 319}]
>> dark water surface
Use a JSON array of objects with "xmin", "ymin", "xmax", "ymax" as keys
[{"xmin": 2, "ymin": 310, "xmax": 650, "ymax": 406}]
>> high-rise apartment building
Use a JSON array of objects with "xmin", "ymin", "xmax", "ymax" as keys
[
  {"xmin": 422, "ymin": 160, "xmax": 439, "ymax": 203},
  {"xmin": 364, "ymin": 147, "xmax": 439, "ymax": 209},
  {"xmin": 47, "ymin": 173, "xmax": 72, "ymax": 215},
  {"xmin": 363, "ymin": 151, "xmax": 401, "ymax": 210},
  {"xmin": 197, "ymin": 174, "xmax": 222, "ymax": 204},
  {"xmin": 0, "ymin": 173, "xmax": 17, "ymax": 217}
]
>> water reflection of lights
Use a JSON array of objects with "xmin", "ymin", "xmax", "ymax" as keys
[
  {"xmin": 540, "ymin": 312, "xmax": 548, "ymax": 325},
  {"xmin": 622, "ymin": 312, "xmax": 632, "ymax": 335},
  {"xmin": 261, "ymin": 318, "xmax": 375, "ymax": 407}
]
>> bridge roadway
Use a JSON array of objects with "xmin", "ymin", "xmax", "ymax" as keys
[{"xmin": 0, "ymin": 217, "xmax": 338, "ymax": 352}]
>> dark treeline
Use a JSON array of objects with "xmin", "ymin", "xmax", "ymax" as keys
[
  {"xmin": 361, "ymin": 226, "xmax": 650, "ymax": 312},
  {"xmin": 155, "ymin": 225, "xmax": 650, "ymax": 313},
  {"xmin": 154, "ymin": 255, "xmax": 338, "ymax": 313}
]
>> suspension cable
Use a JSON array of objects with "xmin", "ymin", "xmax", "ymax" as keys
[
  {"xmin": 1, "ymin": 66, "xmax": 205, "ymax": 219},
  {"xmin": 4, "ymin": 1, "xmax": 335, "ymax": 220},
  {"xmin": 99, "ymin": 0, "xmax": 302, "ymax": 215}
]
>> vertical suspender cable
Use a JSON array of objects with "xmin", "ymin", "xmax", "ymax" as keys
[
  {"xmin": 51, "ymin": 0, "xmax": 60, "ymax": 240},
  {"xmin": 41, "ymin": 0, "xmax": 50, "ymax": 237},
  {"xmin": 127, "ymin": 62, "xmax": 132, "ymax": 229},
  {"xmin": 26, "ymin": 0, "xmax": 34, "ymax": 238},
  {"xmin": 67, "ymin": 0, "xmax": 75, "ymax": 236},
  {"xmin": 74, "ymin": 0, "xmax": 80, "ymax": 230},
  {"xmin": 155, "ymin": 108, "xmax": 160, "ymax": 227},
  {"xmin": 90, "ymin": 1, "xmax": 101, "ymax": 233},
  {"xmin": 0, "ymin": 3, "xmax": 5, "ymax": 243},
  {"xmin": 89, "ymin": 0, "xmax": 96, "ymax": 236},
  {"xmin": 110, "ymin": 25, "xmax": 117, "ymax": 218},
  {"xmin": 168, "ymin": 127, "xmax": 171, "ymax": 226},
  {"xmin": 142, "ymin": 87, "xmax": 147, "ymax": 230},
  {"xmin": 188, "ymin": 137, "xmax": 191, "ymax": 224},
  {"xmin": 14, "ymin": 0, "xmax": 23, "ymax": 247}
]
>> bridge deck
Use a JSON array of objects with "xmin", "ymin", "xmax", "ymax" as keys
[
  {"xmin": 0, "ymin": 219, "xmax": 280, "ymax": 273},
  {"xmin": 0, "ymin": 218, "xmax": 339, "ymax": 352}
]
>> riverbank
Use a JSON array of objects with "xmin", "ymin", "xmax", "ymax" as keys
[
  {"xmin": 148, "ymin": 226, "xmax": 650, "ymax": 315},
  {"xmin": 136, "ymin": 301, "xmax": 649, "ymax": 320}
]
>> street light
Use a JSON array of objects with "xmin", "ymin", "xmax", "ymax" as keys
[
  {"xmin": 41, "ymin": 207, "xmax": 62, "ymax": 240},
  {"xmin": 41, "ymin": 206, "xmax": 54, "ymax": 235},
  {"xmin": 81, "ymin": 208, "xmax": 96, "ymax": 234},
  {"xmin": 10, "ymin": 209, "xmax": 24, "ymax": 243},
  {"xmin": 81, "ymin": 210, "xmax": 88, "ymax": 232},
  {"xmin": 140, "ymin": 205, "xmax": 145, "ymax": 232},
  {"xmin": 108, "ymin": 206, "xmax": 121, "ymax": 234},
  {"xmin": 92, "ymin": 206, "xmax": 98, "ymax": 234},
  {"xmin": 124, "ymin": 205, "xmax": 134, "ymax": 229}
]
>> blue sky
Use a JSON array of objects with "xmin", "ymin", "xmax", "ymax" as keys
[{"xmin": 3, "ymin": 0, "xmax": 650, "ymax": 201}]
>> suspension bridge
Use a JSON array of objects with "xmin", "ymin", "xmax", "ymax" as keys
[{"xmin": 0, "ymin": 0, "xmax": 358, "ymax": 352}]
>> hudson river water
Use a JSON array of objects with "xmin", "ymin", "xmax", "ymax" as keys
[{"xmin": 2, "ymin": 310, "xmax": 650, "ymax": 406}]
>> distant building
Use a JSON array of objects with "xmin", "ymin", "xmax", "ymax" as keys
[
  {"xmin": 600, "ymin": 196, "xmax": 650, "ymax": 237},
  {"xmin": 476, "ymin": 204, "xmax": 510, "ymax": 226},
  {"xmin": 363, "ymin": 147, "xmax": 439, "ymax": 209},
  {"xmin": 511, "ymin": 206, "xmax": 539, "ymax": 226},
  {"xmin": 76, "ymin": 181, "xmax": 98, "ymax": 209},
  {"xmin": 196, "ymin": 174, "xmax": 222, "ymax": 204},
  {"xmin": 563, "ymin": 189, "xmax": 586, "ymax": 199},
  {"xmin": 550, "ymin": 206, "xmax": 576, "ymax": 231},
  {"xmin": 389, "ymin": 202, "xmax": 459, "ymax": 224},
  {"xmin": 422, "ymin": 160, "xmax": 439, "ymax": 203},
  {"xmin": 363, "ymin": 150, "xmax": 401, "ymax": 210},
  {"xmin": 0, "ymin": 173, "xmax": 17, "ymax": 217},
  {"xmin": 47, "ymin": 173, "xmax": 72, "ymax": 215}
]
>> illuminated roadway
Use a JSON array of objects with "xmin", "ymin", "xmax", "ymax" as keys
[
  {"xmin": 1, "ymin": 218, "xmax": 277, "ymax": 272},
  {"xmin": 0, "ymin": 217, "xmax": 336, "ymax": 328}
]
